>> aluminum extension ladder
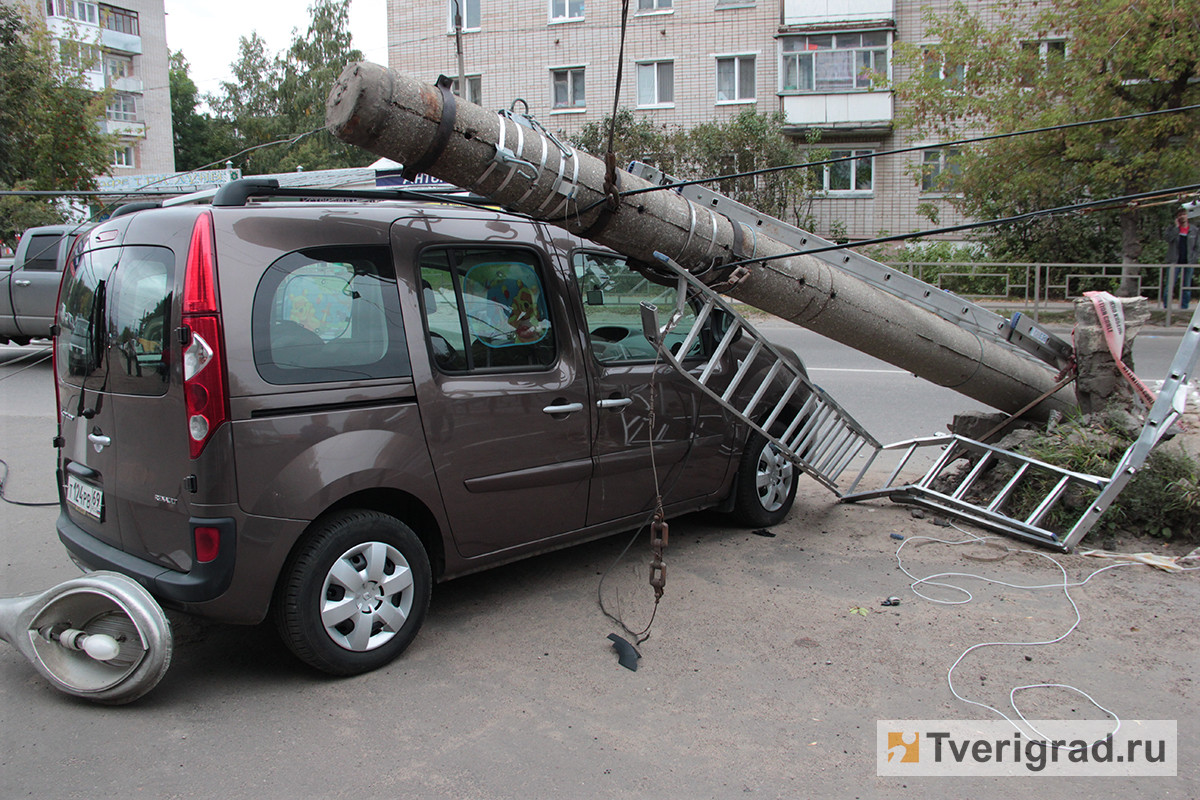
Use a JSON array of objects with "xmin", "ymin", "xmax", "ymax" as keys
[
  {"xmin": 639, "ymin": 252, "xmax": 882, "ymax": 496},
  {"xmin": 841, "ymin": 306, "xmax": 1200, "ymax": 552},
  {"xmin": 627, "ymin": 162, "xmax": 1073, "ymax": 372}
]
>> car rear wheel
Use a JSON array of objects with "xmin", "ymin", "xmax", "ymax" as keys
[
  {"xmin": 275, "ymin": 510, "xmax": 431, "ymax": 676},
  {"xmin": 730, "ymin": 429, "xmax": 798, "ymax": 528}
]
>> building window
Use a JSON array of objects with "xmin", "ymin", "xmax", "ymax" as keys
[
  {"xmin": 637, "ymin": 0, "xmax": 672, "ymax": 12},
  {"xmin": 99, "ymin": 5, "xmax": 138, "ymax": 35},
  {"xmin": 59, "ymin": 41, "xmax": 101, "ymax": 72},
  {"xmin": 448, "ymin": 0, "xmax": 480, "ymax": 31},
  {"xmin": 716, "ymin": 55, "xmax": 755, "ymax": 103},
  {"xmin": 552, "ymin": 67, "xmax": 585, "ymax": 110},
  {"xmin": 105, "ymin": 54, "xmax": 132, "ymax": 81},
  {"xmin": 107, "ymin": 93, "xmax": 137, "ymax": 122},
  {"xmin": 637, "ymin": 60, "xmax": 674, "ymax": 107},
  {"xmin": 1019, "ymin": 39, "xmax": 1066, "ymax": 85},
  {"xmin": 450, "ymin": 75, "xmax": 482, "ymax": 105},
  {"xmin": 813, "ymin": 149, "xmax": 874, "ymax": 192},
  {"xmin": 550, "ymin": 0, "xmax": 583, "ymax": 22},
  {"xmin": 922, "ymin": 47, "xmax": 964, "ymax": 88},
  {"xmin": 47, "ymin": 1, "xmax": 97, "ymax": 25},
  {"xmin": 112, "ymin": 146, "xmax": 134, "ymax": 168},
  {"xmin": 781, "ymin": 32, "xmax": 889, "ymax": 93},
  {"xmin": 921, "ymin": 148, "xmax": 961, "ymax": 193}
]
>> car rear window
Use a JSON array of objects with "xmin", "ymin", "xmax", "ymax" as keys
[
  {"xmin": 56, "ymin": 246, "xmax": 120, "ymax": 389},
  {"xmin": 252, "ymin": 245, "xmax": 411, "ymax": 385},
  {"xmin": 22, "ymin": 233, "xmax": 65, "ymax": 271},
  {"xmin": 108, "ymin": 247, "xmax": 174, "ymax": 396}
]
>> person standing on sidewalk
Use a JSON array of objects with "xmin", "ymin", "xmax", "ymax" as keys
[{"xmin": 1162, "ymin": 208, "xmax": 1199, "ymax": 309}]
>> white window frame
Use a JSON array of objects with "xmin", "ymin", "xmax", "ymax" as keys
[
  {"xmin": 111, "ymin": 145, "xmax": 134, "ymax": 168},
  {"xmin": 550, "ymin": 65, "xmax": 586, "ymax": 113},
  {"xmin": 636, "ymin": 59, "xmax": 675, "ymax": 108},
  {"xmin": 921, "ymin": 147, "xmax": 961, "ymax": 194},
  {"xmin": 636, "ymin": 0, "xmax": 673, "ymax": 15},
  {"xmin": 106, "ymin": 93, "xmax": 137, "ymax": 122},
  {"xmin": 921, "ymin": 45, "xmax": 965, "ymax": 88},
  {"xmin": 450, "ymin": 74, "xmax": 482, "ymax": 105},
  {"xmin": 448, "ymin": 0, "xmax": 480, "ymax": 32},
  {"xmin": 812, "ymin": 149, "xmax": 875, "ymax": 194},
  {"xmin": 715, "ymin": 54, "xmax": 757, "ymax": 104},
  {"xmin": 780, "ymin": 31, "xmax": 890, "ymax": 94},
  {"xmin": 549, "ymin": 0, "xmax": 584, "ymax": 23},
  {"xmin": 47, "ymin": 0, "xmax": 98, "ymax": 25}
]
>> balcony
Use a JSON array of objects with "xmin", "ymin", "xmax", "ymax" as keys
[
  {"xmin": 109, "ymin": 76, "xmax": 143, "ymax": 93},
  {"xmin": 104, "ymin": 119, "xmax": 145, "ymax": 137},
  {"xmin": 781, "ymin": 91, "xmax": 893, "ymax": 135},
  {"xmin": 100, "ymin": 28, "xmax": 141, "ymax": 54},
  {"xmin": 783, "ymin": 0, "xmax": 893, "ymax": 27}
]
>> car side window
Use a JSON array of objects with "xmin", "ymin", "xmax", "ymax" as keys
[
  {"xmin": 56, "ymin": 245, "xmax": 120, "ymax": 388},
  {"xmin": 419, "ymin": 246, "xmax": 556, "ymax": 372},
  {"xmin": 22, "ymin": 234, "xmax": 65, "ymax": 271},
  {"xmin": 252, "ymin": 245, "xmax": 410, "ymax": 385},
  {"xmin": 571, "ymin": 251, "xmax": 703, "ymax": 362}
]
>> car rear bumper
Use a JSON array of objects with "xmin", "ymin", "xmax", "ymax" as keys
[{"xmin": 57, "ymin": 509, "xmax": 237, "ymax": 605}]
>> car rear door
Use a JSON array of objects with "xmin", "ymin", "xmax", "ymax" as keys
[
  {"xmin": 56, "ymin": 244, "xmax": 124, "ymax": 548},
  {"xmin": 399, "ymin": 215, "xmax": 594, "ymax": 559}
]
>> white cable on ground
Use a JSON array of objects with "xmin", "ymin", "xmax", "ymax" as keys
[{"xmin": 894, "ymin": 523, "xmax": 1199, "ymax": 746}]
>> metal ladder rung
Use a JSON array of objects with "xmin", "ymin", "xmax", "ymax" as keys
[
  {"xmin": 987, "ymin": 461, "xmax": 1031, "ymax": 512},
  {"xmin": 816, "ymin": 429, "xmax": 858, "ymax": 475},
  {"xmin": 781, "ymin": 394, "xmax": 817, "ymax": 443},
  {"xmin": 1024, "ymin": 474, "xmax": 1071, "ymax": 527},
  {"xmin": 883, "ymin": 442, "xmax": 922, "ymax": 490},
  {"xmin": 828, "ymin": 439, "xmax": 868, "ymax": 482},
  {"xmin": 740, "ymin": 360, "xmax": 784, "ymax": 421},
  {"xmin": 699, "ymin": 314, "xmax": 743, "ymax": 384},
  {"xmin": 951, "ymin": 452, "xmax": 993, "ymax": 500},
  {"xmin": 720, "ymin": 339, "xmax": 763, "ymax": 402},
  {"xmin": 673, "ymin": 298, "xmax": 716, "ymax": 363},
  {"xmin": 762, "ymin": 375, "xmax": 804, "ymax": 431}
]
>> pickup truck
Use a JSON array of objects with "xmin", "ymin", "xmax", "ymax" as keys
[{"xmin": 0, "ymin": 224, "xmax": 93, "ymax": 345}]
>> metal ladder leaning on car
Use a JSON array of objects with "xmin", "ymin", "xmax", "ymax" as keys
[{"xmin": 631, "ymin": 168, "xmax": 1200, "ymax": 553}]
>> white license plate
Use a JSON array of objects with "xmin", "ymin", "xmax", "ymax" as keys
[{"xmin": 66, "ymin": 474, "xmax": 104, "ymax": 521}]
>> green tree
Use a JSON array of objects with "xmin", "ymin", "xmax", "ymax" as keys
[
  {"xmin": 891, "ymin": 0, "xmax": 1200, "ymax": 293},
  {"xmin": 169, "ymin": 51, "xmax": 238, "ymax": 172},
  {"xmin": 0, "ymin": 6, "xmax": 116, "ymax": 243},
  {"xmin": 573, "ymin": 109, "xmax": 827, "ymax": 231},
  {"xmin": 207, "ymin": 0, "xmax": 372, "ymax": 174}
]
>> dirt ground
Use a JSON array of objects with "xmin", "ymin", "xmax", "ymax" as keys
[{"xmin": 2, "ymin": 446, "xmax": 1197, "ymax": 797}]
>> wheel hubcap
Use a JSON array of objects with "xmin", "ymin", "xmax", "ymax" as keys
[
  {"xmin": 321, "ymin": 541, "xmax": 414, "ymax": 652},
  {"xmin": 755, "ymin": 442, "xmax": 794, "ymax": 512}
]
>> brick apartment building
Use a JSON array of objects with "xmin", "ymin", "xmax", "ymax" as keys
[
  {"xmin": 11, "ymin": 0, "xmax": 175, "ymax": 177},
  {"xmin": 382, "ymin": 0, "xmax": 1010, "ymax": 243}
]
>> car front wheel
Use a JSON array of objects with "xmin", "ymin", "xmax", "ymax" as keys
[
  {"xmin": 275, "ymin": 510, "xmax": 431, "ymax": 676},
  {"xmin": 730, "ymin": 429, "xmax": 798, "ymax": 527}
]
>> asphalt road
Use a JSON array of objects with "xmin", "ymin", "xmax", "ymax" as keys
[{"xmin": 1, "ymin": 331, "xmax": 1196, "ymax": 799}]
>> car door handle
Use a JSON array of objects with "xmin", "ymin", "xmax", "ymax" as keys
[
  {"xmin": 14, "ymin": 279, "xmax": 31, "ymax": 286},
  {"xmin": 88, "ymin": 433, "xmax": 112, "ymax": 448},
  {"xmin": 542, "ymin": 402, "xmax": 584, "ymax": 415},
  {"xmin": 597, "ymin": 397, "xmax": 632, "ymax": 409}
]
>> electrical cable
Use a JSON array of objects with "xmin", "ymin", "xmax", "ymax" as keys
[
  {"xmin": 0, "ymin": 459, "xmax": 57, "ymax": 507},
  {"xmin": 895, "ymin": 522, "xmax": 1200, "ymax": 749},
  {"xmin": 0, "ymin": 347, "xmax": 52, "ymax": 380},
  {"xmin": 619, "ymin": 103, "xmax": 1200, "ymax": 199}
]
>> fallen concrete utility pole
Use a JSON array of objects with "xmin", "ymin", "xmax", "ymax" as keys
[{"xmin": 326, "ymin": 62, "xmax": 1075, "ymax": 419}]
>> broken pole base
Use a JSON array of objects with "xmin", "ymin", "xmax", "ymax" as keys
[{"xmin": 1073, "ymin": 295, "xmax": 1150, "ymax": 415}]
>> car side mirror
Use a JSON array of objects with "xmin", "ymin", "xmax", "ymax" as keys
[{"xmin": 586, "ymin": 289, "xmax": 604, "ymax": 306}]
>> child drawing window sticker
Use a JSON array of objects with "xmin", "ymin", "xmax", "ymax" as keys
[{"xmin": 462, "ymin": 261, "xmax": 551, "ymax": 347}]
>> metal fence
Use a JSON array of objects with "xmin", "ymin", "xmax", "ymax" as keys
[{"xmin": 884, "ymin": 262, "xmax": 1195, "ymax": 325}]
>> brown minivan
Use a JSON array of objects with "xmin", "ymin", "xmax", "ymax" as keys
[{"xmin": 53, "ymin": 179, "xmax": 804, "ymax": 675}]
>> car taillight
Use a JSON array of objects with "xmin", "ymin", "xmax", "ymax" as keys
[{"xmin": 181, "ymin": 212, "xmax": 228, "ymax": 459}]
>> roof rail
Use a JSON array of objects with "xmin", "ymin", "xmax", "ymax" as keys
[
  {"xmin": 209, "ymin": 177, "xmax": 496, "ymax": 210},
  {"xmin": 110, "ymin": 201, "xmax": 162, "ymax": 219}
]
